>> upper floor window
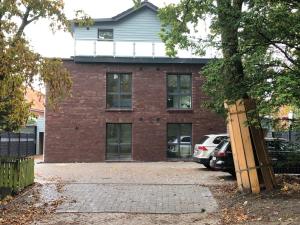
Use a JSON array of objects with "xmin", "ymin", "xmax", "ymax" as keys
[
  {"xmin": 107, "ymin": 73, "xmax": 132, "ymax": 109},
  {"xmin": 98, "ymin": 29, "xmax": 113, "ymax": 41},
  {"xmin": 167, "ymin": 74, "xmax": 192, "ymax": 109}
]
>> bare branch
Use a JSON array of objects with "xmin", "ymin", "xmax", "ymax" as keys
[
  {"xmin": 16, "ymin": 6, "xmax": 31, "ymax": 37},
  {"xmin": 15, "ymin": 6, "xmax": 42, "ymax": 37},
  {"xmin": 27, "ymin": 12, "xmax": 43, "ymax": 24},
  {"xmin": 258, "ymin": 31, "xmax": 297, "ymax": 66}
]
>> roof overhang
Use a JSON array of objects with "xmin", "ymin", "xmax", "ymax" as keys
[{"xmin": 73, "ymin": 56, "xmax": 212, "ymax": 65}]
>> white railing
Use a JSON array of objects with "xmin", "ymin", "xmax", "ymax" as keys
[
  {"xmin": 74, "ymin": 39, "xmax": 169, "ymax": 57},
  {"xmin": 72, "ymin": 39, "xmax": 221, "ymax": 58}
]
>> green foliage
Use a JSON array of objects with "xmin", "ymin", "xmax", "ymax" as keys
[
  {"xmin": 159, "ymin": 0, "xmax": 300, "ymax": 121},
  {"xmin": 0, "ymin": 0, "xmax": 89, "ymax": 132},
  {"xmin": 133, "ymin": 0, "xmax": 142, "ymax": 8},
  {"xmin": 73, "ymin": 10, "xmax": 94, "ymax": 27}
]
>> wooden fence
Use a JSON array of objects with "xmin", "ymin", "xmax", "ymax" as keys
[{"xmin": 0, "ymin": 157, "xmax": 34, "ymax": 199}]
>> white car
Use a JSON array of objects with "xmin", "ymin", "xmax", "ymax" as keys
[
  {"xmin": 168, "ymin": 136, "xmax": 192, "ymax": 158},
  {"xmin": 193, "ymin": 134, "xmax": 228, "ymax": 168}
]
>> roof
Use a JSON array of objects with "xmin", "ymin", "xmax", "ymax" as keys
[
  {"xmin": 25, "ymin": 89, "xmax": 45, "ymax": 114},
  {"xmin": 74, "ymin": 1, "xmax": 158, "ymax": 25},
  {"xmin": 73, "ymin": 56, "xmax": 211, "ymax": 65}
]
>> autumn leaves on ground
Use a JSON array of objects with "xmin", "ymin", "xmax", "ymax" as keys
[
  {"xmin": 213, "ymin": 175, "xmax": 300, "ymax": 225},
  {"xmin": 0, "ymin": 182, "xmax": 65, "ymax": 225},
  {"xmin": 1, "ymin": 175, "xmax": 299, "ymax": 225}
]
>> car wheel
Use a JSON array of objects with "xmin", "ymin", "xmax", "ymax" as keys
[
  {"xmin": 203, "ymin": 163, "xmax": 211, "ymax": 169},
  {"xmin": 203, "ymin": 158, "xmax": 212, "ymax": 169},
  {"xmin": 229, "ymin": 171, "xmax": 236, "ymax": 177}
]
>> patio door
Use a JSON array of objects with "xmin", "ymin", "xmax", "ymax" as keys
[
  {"xmin": 167, "ymin": 123, "xmax": 192, "ymax": 159},
  {"xmin": 106, "ymin": 123, "xmax": 132, "ymax": 160}
]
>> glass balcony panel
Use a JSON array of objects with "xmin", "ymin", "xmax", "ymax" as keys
[
  {"xmin": 75, "ymin": 40, "xmax": 172, "ymax": 57},
  {"xmin": 115, "ymin": 42, "xmax": 134, "ymax": 57},
  {"xmin": 76, "ymin": 40, "xmax": 94, "ymax": 56},
  {"xmin": 96, "ymin": 41, "xmax": 114, "ymax": 56},
  {"xmin": 154, "ymin": 42, "xmax": 167, "ymax": 57},
  {"xmin": 135, "ymin": 42, "xmax": 153, "ymax": 57}
]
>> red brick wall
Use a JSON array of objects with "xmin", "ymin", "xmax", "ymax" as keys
[{"xmin": 44, "ymin": 60, "xmax": 226, "ymax": 162}]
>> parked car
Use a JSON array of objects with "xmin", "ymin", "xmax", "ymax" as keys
[
  {"xmin": 209, "ymin": 139, "xmax": 235, "ymax": 175},
  {"xmin": 193, "ymin": 134, "xmax": 228, "ymax": 168},
  {"xmin": 167, "ymin": 136, "xmax": 192, "ymax": 158},
  {"xmin": 210, "ymin": 138, "xmax": 300, "ymax": 175}
]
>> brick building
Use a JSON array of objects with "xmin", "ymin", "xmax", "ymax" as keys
[{"xmin": 44, "ymin": 1, "xmax": 226, "ymax": 162}]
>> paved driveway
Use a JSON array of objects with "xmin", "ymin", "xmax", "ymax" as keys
[
  {"xmin": 35, "ymin": 161, "xmax": 234, "ymax": 185},
  {"xmin": 34, "ymin": 162, "xmax": 235, "ymax": 225}
]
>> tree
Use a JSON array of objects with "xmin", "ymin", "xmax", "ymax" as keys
[
  {"xmin": 0, "ymin": 0, "xmax": 91, "ymax": 131},
  {"xmin": 158, "ymin": 0, "xmax": 300, "ymax": 120},
  {"xmin": 157, "ymin": 0, "xmax": 299, "ymax": 192}
]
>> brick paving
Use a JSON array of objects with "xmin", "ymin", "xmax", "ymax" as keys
[
  {"xmin": 35, "ymin": 162, "xmax": 232, "ymax": 224},
  {"xmin": 49, "ymin": 183, "xmax": 217, "ymax": 214}
]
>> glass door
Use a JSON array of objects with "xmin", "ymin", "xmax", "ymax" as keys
[
  {"xmin": 167, "ymin": 123, "xmax": 192, "ymax": 159},
  {"xmin": 106, "ymin": 123, "xmax": 132, "ymax": 160}
]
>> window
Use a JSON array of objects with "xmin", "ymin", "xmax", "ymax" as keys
[
  {"xmin": 167, "ymin": 74, "xmax": 192, "ymax": 109},
  {"xmin": 98, "ymin": 29, "xmax": 113, "ymax": 41},
  {"xmin": 106, "ymin": 124, "xmax": 132, "ymax": 160},
  {"xmin": 199, "ymin": 135, "xmax": 209, "ymax": 144},
  {"xmin": 107, "ymin": 73, "xmax": 132, "ymax": 109},
  {"xmin": 213, "ymin": 136, "xmax": 228, "ymax": 145},
  {"xmin": 181, "ymin": 136, "xmax": 191, "ymax": 143},
  {"xmin": 167, "ymin": 123, "xmax": 192, "ymax": 158}
]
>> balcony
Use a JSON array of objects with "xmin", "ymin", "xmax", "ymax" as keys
[{"xmin": 74, "ymin": 39, "xmax": 194, "ymax": 58}]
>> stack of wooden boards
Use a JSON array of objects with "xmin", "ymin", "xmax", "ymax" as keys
[{"xmin": 226, "ymin": 99, "xmax": 276, "ymax": 193}]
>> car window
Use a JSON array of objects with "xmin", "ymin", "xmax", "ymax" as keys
[
  {"xmin": 213, "ymin": 136, "xmax": 227, "ymax": 145},
  {"xmin": 227, "ymin": 143, "xmax": 232, "ymax": 152},
  {"xmin": 181, "ymin": 137, "xmax": 191, "ymax": 143},
  {"xmin": 215, "ymin": 140, "xmax": 228, "ymax": 151},
  {"xmin": 198, "ymin": 135, "xmax": 209, "ymax": 144},
  {"xmin": 168, "ymin": 136, "xmax": 177, "ymax": 143}
]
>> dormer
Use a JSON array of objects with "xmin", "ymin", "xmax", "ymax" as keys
[{"xmin": 73, "ymin": 1, "xmax": 167, "ymax": 57}]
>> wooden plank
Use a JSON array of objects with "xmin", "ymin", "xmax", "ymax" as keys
[
  {"xmin": 228, "ymin": 103, "xmax": 251, "ymax": 192},
  {"xmin": 1, "ymin": 163, "xmax": 5, "ymax": 187},
  {"xmin": 236, "ymin": 100, "xmax": 260, "ymax": 193},
  {"xmin": 244, "ymin": 99, "xmax": 276, "ymax": 190},
  {"xmin": 227, "ymin": 122, "xmax": 243, "ymax": 190},
  {"xmin": 257, "ymin": 128, "xmax": 276, "ymax": 186},
  {"xmin": 4, "ymin": 163, "xmax": 8, "ymax": 187},
  {"xmin": 0, "ymin": 162, "xmax": 3, "ymax": 187},
  {"xmin": 19, "ymin": 159, "xmax": 24, "ymax": 189},
  {"xmin": 13, "ymin": 161, "xmax": 18, "ymax": 191},
  {"xmin": 30, "ymin": 158, "xmax": 34, "ymax": 184},
  {"xmin": 249, "ymin": 126, "xmax": 273, "ymax": 190},
  {"xmin": 259, "ymin": 129, "xmax": 276, "ymax": 186},
  {"xmin": 8, "ymin": 163, "xmax": 11, "ymax": 188}
]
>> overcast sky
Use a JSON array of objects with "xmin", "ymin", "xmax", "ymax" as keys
[{"xmin": 25, "ymin": 0, "xmax": 181, "ymax": 58}]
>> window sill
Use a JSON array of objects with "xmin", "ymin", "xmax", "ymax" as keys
[
  {"xmin": 105, "ymin": 108, "xmax": 133, "ymax": 112},
  {"xmin": 97, "ymin": 39, "xmax": 113, "ymax": 42},
  {"xmin": 167, "ymin": 109, "xmax": 193, "ymax": 113}
]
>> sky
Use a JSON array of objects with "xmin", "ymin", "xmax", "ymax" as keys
[{"xmin": 25, "ymin": 0, "xmax": 181, "ymax": 58}]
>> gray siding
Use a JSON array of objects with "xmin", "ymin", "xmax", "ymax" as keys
[{"xmin": 74, "ymin": 8, "xmax": 162, "ymax": 42}]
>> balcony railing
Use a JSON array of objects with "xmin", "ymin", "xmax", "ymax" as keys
[
  {"xmin": 74, "ymin": 39, "xmax": 207, "ymax": 59},
  {"xmin": 74, "ymin": 39, "xmax": 170, "ymax": 57}
]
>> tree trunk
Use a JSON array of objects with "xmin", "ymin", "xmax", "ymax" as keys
[{"xmin": 216, "ymin": 0, "xmax": 276, "ymax": 193}]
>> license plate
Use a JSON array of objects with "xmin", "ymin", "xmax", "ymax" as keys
[{"xmin": 212, "ymin": 157, "xmax": 216, "ymax": 160}]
